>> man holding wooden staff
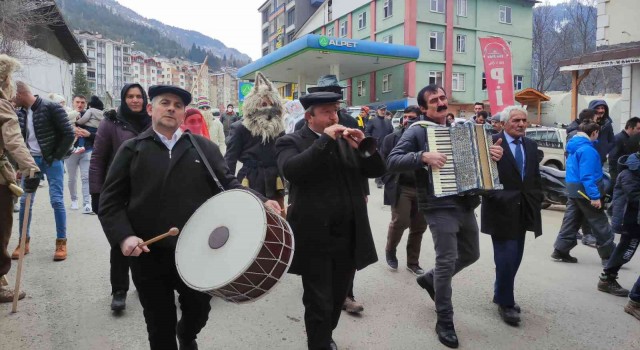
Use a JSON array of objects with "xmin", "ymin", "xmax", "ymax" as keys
[
  {"xmin": 99, "ymin": 85, "xmax": 280, "ymax": 349},
  {"xmin": 0, "ymin": 54, "xmax": 41, "ymax": 303}
]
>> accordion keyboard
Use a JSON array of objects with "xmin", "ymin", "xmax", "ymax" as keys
[{"xmin": 426, "ymin": 127, "xmax": 458, "ymax": 197}]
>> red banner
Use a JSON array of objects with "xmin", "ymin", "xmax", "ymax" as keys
[{"xmin": 479, "ymin": 37, "xmax": 514, "ymax": 116}]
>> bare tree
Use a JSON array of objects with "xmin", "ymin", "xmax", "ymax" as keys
[
  {"xmin": 0, "ymin": 0, "xmax": 58, "ymax": 58},
  {"xmin": 532, "ymin": 2, "xmax": 564, "ymax": 92}
]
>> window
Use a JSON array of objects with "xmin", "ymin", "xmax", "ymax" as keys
[
  {"xmin": 382, "ymin": 74, "xmax": 392, "ymax": 92},
  {"xmin": 499, "ymin": 5, "xmax": 512, "ymax": 24},
  {"xmin": 482, "ymin": 72, "xmax": 487, "ymax": 90},
  {"xmin": 429, "ymin": 71, "xmax": 443, "ymax": 86},
  {"xmin": 456, "ymin": 35, "xmax": 466, "ymax": 53},
  {"xmin": 327, "ymin": 26, "xmax": 334, "ymax": 37},
  {"xmin": 457, "ymin": 0, "xmax": 467, "ymax": 17},
  {"xmin": 262, "ymin": 10, "xmax": 269, "ymax": 23},
  {"xmin": 287, "ymin": 9, "xmax": 295, "ymax": 26},
  {"xmin": 452, "ymin": 73, "xmax": 465, "ymax": 91},
  {"xmin": 340, "ymin": 21, "xmax": 347, "ymax": 37},
  {"xmin": 429, "ymin": 32, "xmax": 444, "ymax": 51},
  {"xmin": 357, "ymin": 80, "xmax": 366, "ymax": 97},
  {"xmin": 288, "ymin": 32, "xmax": 295, "ymax": 43},
  {"xmin": 382, "ymin": 35, "xmax": 393, "ymax": 44},
  {"xmin": 358, "ymin": 12, "xmax": 367, "ymax": 30},
  {"xmin": 430, "ymin": 0, "xmax": 444, "ymax": 13},
  {"xmin": 87, "ymin": 71, "xmax": 96, "ymax": 78},
  {"xmin": 514, "ymin": 75, "xmax": 524, "ymax": 90},
  {"xmin": 383, "ymin": 0, "xmax": 393, "ymax": 18},
  {"xmin": 262, "ymin": 28, "xmax": 268, "ymax": 43}
]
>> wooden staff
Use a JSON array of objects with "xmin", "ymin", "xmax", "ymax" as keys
[
  {"xmin": 138, "ymin": 227, "xmax": 180, "ymax": 248},
  {"xmin": 12, "ymin": 192, "xmax": 32, "ymax": 313}
]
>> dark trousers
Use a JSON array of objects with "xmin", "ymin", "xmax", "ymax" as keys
[
  {"xmin": 0, "ymin": 185, "xmax": 13, "ymax": 278},
  {"xmin": 386, "ymin": 186, "xmax": 427, "ymax": 265},
  {"xmin": 554, "ymin": 198, "xmax": 615, "ymax": 258},
  {"xmin": 630, "ymin": 275, "xmax": 640, "ymax": 302},
  {"xmin": 422, "ymin": 207, "xmax": 480, "ymax": 323},
  {"xmin": 130, "ymin": 249, "xmax": 212, "ymax": 350},
  {"xmin": 301, "ymin": 247, "xmax": 355, "ymax": 350},
  {"xmin": 604, "ymin": 227, "xmax": 640, "ymax": 276},
  {"xmin": 492, "ymin": 236, "xmax": 525, "ymax": 307},
  {"xmin": 94, "ymin": 193, "xmax": 130, "ymax": 294}
]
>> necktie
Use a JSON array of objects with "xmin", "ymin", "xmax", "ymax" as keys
[{"xmin": 514, "ymin": 138, "xmax": 524, "ymax": 179}]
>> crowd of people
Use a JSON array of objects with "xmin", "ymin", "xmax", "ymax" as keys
[{"xmin": 0, "ymin": 51, "xmax": 639, "ymax": 350}]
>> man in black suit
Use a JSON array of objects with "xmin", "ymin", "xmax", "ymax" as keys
[
  {"xmin": 480, "ymin": 105, "xmax": 543, "ymax": 326},
  {"xmin": 276, "ymin": 91, "xmax": 386, "ymax": 350}
]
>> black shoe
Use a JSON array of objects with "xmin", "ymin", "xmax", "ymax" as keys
[
  {"xmin": 551, "ymin": 249, "xmax": 578, "ymax": 263},
  {"xmin": 493, "ymin": 299, "xmax": 521, "ymax": 313},
  {"xmin": 498, "ymin": 305, "xmax": 521, "ymax": 325},
  {"xmin": 178, "ymin": 339, "xmax": 198, "ymax": 350},
  {"xmin": 407, "ymin": 264, "xmax": 425, "ymax": 276},
  {"xmin": 111, "ymin": 290, "xmax": 126, "ymax": 311},
  {"xmin": 435, "ymin": 321, "xmax": 459, "ymax": 348},
  {"xmin": 329, "ymin": 339, "xmax": 338, "ymax": 350},
  {"xmin": 416, "ymin": 273, "xmax": 435, "ymax": 301},
  {"xmin": 582, "ymin": 234, "xmax": 597, "ymax": 248},
  {"xmin": 386, "ymin": 250, "xmax": 398, "ymax": 270},
  {"xmin": 597, "ymin": 274, "xmax": 630, "ymax": 297}
]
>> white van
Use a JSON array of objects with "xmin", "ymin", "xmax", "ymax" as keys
[{"xmin": 525, "ymin": 126, "xmax": 567, "ymax": 170}]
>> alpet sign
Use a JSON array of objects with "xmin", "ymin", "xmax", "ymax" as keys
[{"xmin": 319, "ymin": 36, "xmax": 357, "ymax": 48}]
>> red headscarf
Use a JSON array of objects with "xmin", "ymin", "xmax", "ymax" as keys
[{"xmin": 182, "ymin": 108, "xmax": 210, "ymax": 138}]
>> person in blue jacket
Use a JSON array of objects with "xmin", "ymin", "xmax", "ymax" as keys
[{"xmin": 552, "ymin": 118, "xmax": 615, "ymax": 264}]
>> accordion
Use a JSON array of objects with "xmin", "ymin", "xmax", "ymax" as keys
[{"xmin": 415, "ymin": 121, "xmax": 503, "ymax": 197}]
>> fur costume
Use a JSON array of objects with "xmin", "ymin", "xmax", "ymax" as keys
[
  {"xmin": 241, "ymin": 72, "xmax": 285, "ymax": 143},
  {"xmin": 224, "ymin": 72, "xmax": 285, "ymax": 201},
  {"xmin": 0, "ymin": 54, "xmax": 21, "ymax": 100}
]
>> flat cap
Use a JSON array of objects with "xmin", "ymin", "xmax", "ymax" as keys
[
  {"xmin": 300, "ymin": 91, "xmax": 342, "ymax": 110},
  {"xmin": 148, "ymin": 85, "xmax": 192, "ymax": 106}
]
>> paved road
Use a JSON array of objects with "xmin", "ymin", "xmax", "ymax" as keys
[{"xmin": 2, "ymin": 180, "xmax": 639, "ymax": 349}]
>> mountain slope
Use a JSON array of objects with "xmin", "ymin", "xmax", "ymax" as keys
[{"xmin": 58, "ymin": 0, "xmax": 251, "ymax": 64}]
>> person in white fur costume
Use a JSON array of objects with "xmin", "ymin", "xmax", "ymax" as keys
[{"xmin": 224, "ymin": 72, "xmax": 286, "ymax": 210}]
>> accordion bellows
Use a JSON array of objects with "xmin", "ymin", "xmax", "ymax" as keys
[{"xmin": 417, "ymin": 122, "xmax": 503, "ymax": 197}]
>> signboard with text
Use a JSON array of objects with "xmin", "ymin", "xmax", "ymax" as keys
[
  {"xmin": 238, "ymin": 82, "xmax": 254, "ymax": 103},
  {"xmin": 479, "ymin": 37, "xmax": 514, "ymax": 116}
]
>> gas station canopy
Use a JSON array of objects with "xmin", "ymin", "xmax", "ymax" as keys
[{"xmin": 237, "ymin": 34, "xmax": 420, "ymax": 83}]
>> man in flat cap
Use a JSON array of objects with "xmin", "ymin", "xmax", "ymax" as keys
[
  {"xmin": 99, "ymin": 85, "xmax": 280, "ymax": 349},
  {"xmin": 276, "ymin": 91, "xmax": 386, "ymax": 350}
]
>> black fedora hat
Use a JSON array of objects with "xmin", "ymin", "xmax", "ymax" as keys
[{"xmin": 307, "ymin": 75, "xmax": 347, "ymax": 93}]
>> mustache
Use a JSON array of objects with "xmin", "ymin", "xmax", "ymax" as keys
[
  {"xmin": 437, "ymin": 105, "xmax": 448, "ymax": 112},
  {"xmin": 248, "ymin": 106, "xmax": 282, "ymax": 121}
]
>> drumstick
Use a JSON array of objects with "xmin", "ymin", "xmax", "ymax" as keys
[
  {"xmin": 577, "ymin": 190, "xmax": 591, "ymax": 201},
  {"xmin": 138, "ymin": 227, "xmax": 180, "ymax": 247}
]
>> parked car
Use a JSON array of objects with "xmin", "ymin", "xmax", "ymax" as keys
[{"xmin": 525, "ymin": 126, "xmax": 567, "ymax": 170}]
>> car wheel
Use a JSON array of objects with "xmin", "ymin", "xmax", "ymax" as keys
[
  {"xmin": 545, "ymin": 162, "xmax": 560, "ymax": 170},
  {"xmin": 541, "ymin": 202, "xmax": 552, "ymax": 209}
]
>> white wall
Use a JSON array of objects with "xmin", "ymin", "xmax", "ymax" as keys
[
  {"xmin": 631, "ymin": 64, "xmax": 640, "ymax": 119},
  {"xmin": 14, "ymin": 45, "xmax": 74, "ymax": 104}
]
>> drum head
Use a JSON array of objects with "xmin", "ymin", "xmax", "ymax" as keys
[{"xmin": 175, "ymin": 190, "xmax": 266, "ymax": 291}]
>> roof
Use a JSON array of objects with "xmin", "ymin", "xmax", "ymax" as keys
[
  {"xmin": 30, "ymin": 2, "xmax": 88, "ymax": 64},
  {"xmin": 237, "ymin": 34, "xmax": 420, "ymax": 82},
  {"xmin": 515, "ymin": 88, "xmax": 550, "ymax": 104},
  {"xmin": 559, "ymin": 42, "xmax": 640, "ymax": 71}
]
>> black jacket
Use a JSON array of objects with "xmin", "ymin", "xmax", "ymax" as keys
[
  {"xmin": 224, "ymin": 121, "xmax": 284, "ymax": 198},
  {"xmin": 608, "ymin": 131, "xmax": 629, "ymax": 177},
  {"xmin": 480, "ymin": 132, "xmax": 543, "ymax": 240},
  {"xmin": 276, "ymin": 126, "xmax": 386, "ymax": 274},
  {"xmin": 386, "ymin": 122, "xmax": 480, "ymax": 212},
  {"xmin": 17, "ymin": 96, "xmax": 74, "ymax": 165},
  {"xmin": 381, "ymin": 128, "xmax": 416, "ymax": 207},
  {"xmin": 365, "ymin": 115, "xmax": 393, "ymax": 146},
  {"xmin": 99, "ymin": 128, "xmax": 266, "ymax": 250}
]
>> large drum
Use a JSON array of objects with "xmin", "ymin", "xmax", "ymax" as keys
[{"xmin": 175, "ymin": 189, "xmax": 294, "ymax": 303}]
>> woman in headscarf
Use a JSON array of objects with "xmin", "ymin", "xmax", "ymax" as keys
[
  {"xmin": 89, "ymin": 83, "xmax": 150, "ymax": 313},
  {"xmin": 181, "ymin": 108, "xmax": 211, "ymax": 138}
]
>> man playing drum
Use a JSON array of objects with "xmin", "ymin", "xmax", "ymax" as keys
[
  {"xmin": 98, "ymin": 85, "xmax": 280, "ymax": 350},
  {"xmin": 276, "ymin": 91, "xmax": 386, "ymax": 350}
]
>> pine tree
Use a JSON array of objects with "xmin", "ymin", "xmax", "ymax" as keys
[{"xmin": 72, "ymin": 65, "xmax": 91, "ymax": 97}]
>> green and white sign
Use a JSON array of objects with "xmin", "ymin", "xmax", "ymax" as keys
[
  {"xmin": 239, "ymin": 82, "xmax": 254, "ymax": 102},
  {"xmin": 318, "ymin": 36, "xmax": 357, "ymax": 49}
]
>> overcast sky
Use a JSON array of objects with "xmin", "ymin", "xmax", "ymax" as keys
[{"xmin": 115, "ymin": 0, "xmax": 577, "ymax": 61}]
